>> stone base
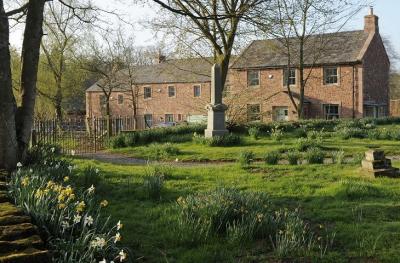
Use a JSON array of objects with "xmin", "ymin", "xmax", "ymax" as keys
[
  {"xmin": 361, "ymin": 150, "xmax": 400, "ymax": 178},
  {"xmin": 204, "ymin": 129, "xmax": 229, "ymax": 138}
]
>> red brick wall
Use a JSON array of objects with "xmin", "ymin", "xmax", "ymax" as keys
[
  {"xmin": 361, "ymin": 33, "xmax": 390, "ymax": 115},
  {"xmin": 86, "ymin": 82, "xmax": 211, "ymax": 122},
  {"xmin": 227, "ymin": 65, "xmax": 362, "ymax": 121}
]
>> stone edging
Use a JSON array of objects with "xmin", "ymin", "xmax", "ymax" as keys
[{"xmin": 0, "ymin": 170, "xmax": 50, "ymax": 263}]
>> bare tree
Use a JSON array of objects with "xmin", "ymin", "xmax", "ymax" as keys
[
  {"xmin": 253, "ymin": 0, "xmax": 366, "ymax": 119},
  {"xmin": 0, "ymin": 0, "xmax": 110, "ymax": 170},
  {"xmin": 148, "ymin": 0, "xmax": 266, "ymax": 89}
]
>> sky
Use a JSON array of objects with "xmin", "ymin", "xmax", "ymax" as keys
[{"xmin": 8, "ymin": 0, "xmax": 400, "ymax": 70}]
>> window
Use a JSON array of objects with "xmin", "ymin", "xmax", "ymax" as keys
[
  {"xmin": 247, "ymin": 104, "xmax": 261, "ymax": 122},
  {"xmin": 165, "ymin": 114, "xmax": 174, "ymax": 122},
  {"xmin": 144, "ymin": 87, "xmax": 152, "ymax": 99},
  {"xmin": 323, "ymin": 104, "xmax": 340, "ymax": 119},
  {"xmin": 194, "ymin": 85, "xmax": 201, "ymax": 97},
  {"xmin": 273, "ymin": 106, "xmax": 289, "ymax": 121},
  {"xmin": 247, "ymin": 70, "xmax": 260, "ymax": 87},
  {"xmin": 283, "ymin": 68, "xmax": 296, "ymax": 86},
  {"xmin": 324, "ymin": 67, "xmax": 338, "ymax": 85},
  {"xmin": 168, "ymin": 86, "xmax": 176, "ymax": 97},
  {"xmin": 177, "ymin": 114, "xmax": 182, "ymax": 121},
  {"xmin": 117, "ymin": 94, "xmax": 123, "ymax": 104},
  {"xmin": 99, "ymin": 95, "xmax": 107, "ymax": 108},
  {"xmin": 144, "ymin": 114, "xmax": 153, "ymax": 128}
]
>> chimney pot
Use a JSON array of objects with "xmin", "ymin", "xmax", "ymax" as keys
[{"xmin": 364, "ymin": 7, "xmax": 379, "ymax": 34}]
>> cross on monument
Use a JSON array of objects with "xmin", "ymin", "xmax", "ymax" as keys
[{"xmin": 204, "ymin": 64, "xmax": 228, "ymax": 138}]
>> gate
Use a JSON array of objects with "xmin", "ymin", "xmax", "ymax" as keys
[{"xmin": 32, "ymin": 116, "xmax": 138, "ymax": 154}]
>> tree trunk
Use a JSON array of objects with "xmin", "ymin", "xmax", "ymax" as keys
[
  {"xmin": 297, "ymin": 38, "xmax": 305, "ymax": 119},
  {"xmin": 55, "ymin": 82, "xmax": 63, "ymax": 122},
  {"xmin": 16, "ymin": 0, "xmax": 46, "ymax": 161},
  {"xmin": 0, "ymin": 0, "xmax": 18, "ymax": 170}
]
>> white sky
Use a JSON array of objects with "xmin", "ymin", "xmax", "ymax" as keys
[{"xmin": 8, "ymin": 0, "xmax": 400, "ymax": 69}]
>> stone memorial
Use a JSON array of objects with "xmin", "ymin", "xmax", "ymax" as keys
[
  {"xmin": 361, "ymin": 150, "xmax": 399, "ymax": 178},
  {"xmin": 205, "ymin": 64, "xmax": 229, "ymax": 138}
]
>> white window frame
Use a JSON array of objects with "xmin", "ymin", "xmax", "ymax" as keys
[
  {"xmin": 247, "ymin": 104, "xmax": 262, "ymax": 122},
  {"xmin": 193, "ymin": 85, "xmax": 201, "ymax": 97},
  {"xmin": 165, "ymin": 114, "xmax": 174, "ymax": 122},
  {"xmin": 283, "ymin": 68, "xmax": 296, "ymax": 86},
  {"xmin": 323, "ymin": 104, "xmax": 340, "ymax": 120},
  {"xmin": 323, "ymin": 67, "xmax": 339, "ymax": 85}
]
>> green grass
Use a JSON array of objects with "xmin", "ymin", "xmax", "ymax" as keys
[
  {"xmin": 108, "ymin": 129, "xmax": 400, "ymax": 162},
  {"xmin": 72, "ymin": 158, "xmax": 400, "ymax": 262}
]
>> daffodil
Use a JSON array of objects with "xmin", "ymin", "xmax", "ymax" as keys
[
  {"xmin": 84, "ymin": 215, "xmax": 94, "ymax": 226},
  {"xmin": 76, "ymin": 201, "xmax": 86, "ymax": 213},
  {"xmin": 58, "ymin": 203, "xmax": 66, "ymax": 209},
  {"xmin": 73, "ymin": 214, "xmax": 82, "ymax": 224},
  {"xmin": 21, "ymin": 177, "xmax": 29, "ymax": 187},
  {"xmin": 64, "ymin": 176, "xmax": 69, "ymax": 182},
  {"xmin": 100, "ymin": 200, "xmax": 108, "ymax": 207},
  {"xmin": 117, "ymin": 220, "xmax": 123, "ymax": 230},
  {"xmin": 88, "ymin": 185, "xmax": 95, "ymax": 194},
  {"xmin": 16, "ymin": 162, "xmax": 22, "ymax": 168},
  {"xmin": 61, "ymin": 221, "xmax": 69, "ymax": 230},
  {"xmin": 114, "ymin": 232, "xmax": 121, "ymax": 243},
  {"xmin": 119, "ymin": 249, "xmax": 127, "ymax": 262}
]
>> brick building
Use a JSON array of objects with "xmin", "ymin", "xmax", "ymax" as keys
[{"xmin": 86, "ymin": 9, "xmax": 390, "ymax": 125}]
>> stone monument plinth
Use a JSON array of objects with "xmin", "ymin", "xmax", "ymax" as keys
[
  {"xmin": 361, "ymin": 150, "xmax": 399, "ymax": 178},
  {"xmin": 204, "ymin": 64, "xmax": 228, "ymax": 138}
]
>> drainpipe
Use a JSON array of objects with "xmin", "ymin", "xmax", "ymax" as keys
[{"xmin": 352, "ymin": 64, "xmax": 356, "ymax": 119}]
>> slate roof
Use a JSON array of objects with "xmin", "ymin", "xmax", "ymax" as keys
[
  {"xmin": 231, "ymin": 30, "xmax": 369, "ymax": 69},
  {"xmin": 86, "ymin": 57, "xmax": 213, "ymax": 92}
]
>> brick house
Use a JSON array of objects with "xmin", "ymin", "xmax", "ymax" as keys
[
  {"xmin": 86, "ymin": 57, "xmax": 213, "ymax": 127},
  {"xmin": 229, "ymin": 8, "xmax": 390, "ymax": 122},
  {"xmin": 86, "ymin": 9, "xmax": 390, "ymax": 125}
]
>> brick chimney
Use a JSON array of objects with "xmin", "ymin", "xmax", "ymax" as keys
[{"xmin": 364, "ymin": 7, "xmax": 379, "ymax": 34}]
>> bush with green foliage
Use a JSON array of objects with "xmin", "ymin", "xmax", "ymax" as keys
[
  {"xmin": 248, "ymin": 126, "xmax": 262, "ymax": 140},
  {"xmin": 264, "ymin": 151, "xmax": 280, "ymax": 165},
  {"xmin": 238, "ymin": 151, "xmax": 255, "ymax": 167},
  {"xmin": 147, "ymin": 143, "xmax": 180, "ymax": 160},
  {"xmin": 296, "ymin": 137, "xmax": 321, "ymax": 152},
  {"xmin": 25, "ymin": 143, "xmax": 62, "ymax": 166},
  {"xmin": 332, "ymin": 150, "xmax": 345, "ymax": 165},
  {"xmin": 305, "ymin": 147, "xmax": 324, "ymax": 164},
  {"xmin": 336, "ymin": 127, "xmax": 366, "ymax": 140},
  {"xmin": 287, "ymin": 150, "xmax": 301, "ymax": 165},
  {"xmin": 271, "ymin": 127, "xmax": 284, "ymax": 141},
  {"xmin": 111, "ymin": 135, "xmax": 127, "ymax": 148},
  {"xmin": 143, "ymin": 165, "xmax": 165, "ymax": 200},
  {"xmin": 176, "ymin": 188, "xmax": 273, "ymax": 244},
  {"xmin": 194, "ymin": 133, "xmax": 242, "ymax": 147}
]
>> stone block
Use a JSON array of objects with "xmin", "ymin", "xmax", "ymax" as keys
[
  {"xmin": 361, "ymin": 159, "xmax": 388, "ymax": 170},
  {"xmin": 365, "ymin": 150, "xmax": 385, "ymax": 161}
]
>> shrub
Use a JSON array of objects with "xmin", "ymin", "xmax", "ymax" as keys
[
  {"xmin": 143, "ymin": 165, "xmax": 165, "ymax": 200},
  {"xmin": 238, "ymin": 151, "xmax": 255, "ymax": 167},
  {"xmin": 194, "ymin": 133, "xmax": 242, "ymax": 147},
  {"xmin": 350, "ymin": 152, "xmax": 365, "ymax": 165},
  {"xmin": 296, "ymin": 137, "xmax": 321, "ymax": 152},
  {"xmin": 305, "ymin": 147, "xmax": 324, "ymax": 164},
  {"xmin": 332, "ymin": 150, "xmax": 345, "ymax": 165},
  {"xmin": 336, "ymin": 127, "xmax": 366, "ymax": 140},
  {"xmin": 271, "ymin": 127, "xmax": 284, "ymax": 141},
  {"xmin": 9, "ymin": 160, "xmax": 127, "ymax": 263},
  {"xmin": 25, "ymin": 143, "xmax": 62, "ymax": 166},
  {"xmin": 264, "ymin": 151, "xmax": 280, "ymax": 165},
  {"xmin": 111, "ymin": 135, "xmax": 126, "ymax": 148},
  {"xmin": 248, "ymin": 126, "xmax": 262, "ymax": 140},
  {"xmin": 367, "ymin": 129, "xmax": 381, "ymax": 140},
  {"xmin": 147, "ymin": 143, "xmax": 180, "ymax": 160},
  {"xmin": 176, "ymin": 188, "xmax": 272, "ymax": 244},
  {"xmin": 293, "ymin": 126, "xmax": 307, "ymax": 138},
  {"xmin": 287, "ymin": 150, "xmax": 300, "ymax": 165}
]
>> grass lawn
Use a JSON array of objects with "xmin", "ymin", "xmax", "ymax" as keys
[
  {"xmin": 108, "ymin": 128, "xmax": 400, "ymax": 162},
  {"xmin": 72, "ymin": 157, "xmax": 400, "ymax": 263}
]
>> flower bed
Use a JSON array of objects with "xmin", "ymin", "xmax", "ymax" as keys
[{"xmin": 8, "ymin": 145, "xmax": 130, "ymax": 263}]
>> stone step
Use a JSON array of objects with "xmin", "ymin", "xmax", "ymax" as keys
[
  {"xmin": 365, "ymin": 150, "xmax": 385, "ymax": 161},
  {"xmin": 0, "ymin": 235, "xmax": 44, "ymax": 254},
  {"xmin": 0, "ymin": 203, "xmax": 24, "ymax": 217},
  {"xmin": 0, "ymin": 192, "xmax": 10, "ymax": 203},
  {"xmin": 370, "ymin": 168, "xmax": 400, "ymax": 178},
  {"xmin": 0, "ymin": 182, "xmax": 7, "ymax": 191},
  {"xmin": 0, "ymin": 247, "xmax": 50, "ymax": 263},
  {"xmin": 361, "ymin": 159, "xmax": 392, "ymax": 170},
  {"xmin": 0, "ymin": 223, "xmax": 38, "ymax": 241},
  {"xmin": 0, "ymin": 215, "xmax": 31, "ymax": 226}
]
